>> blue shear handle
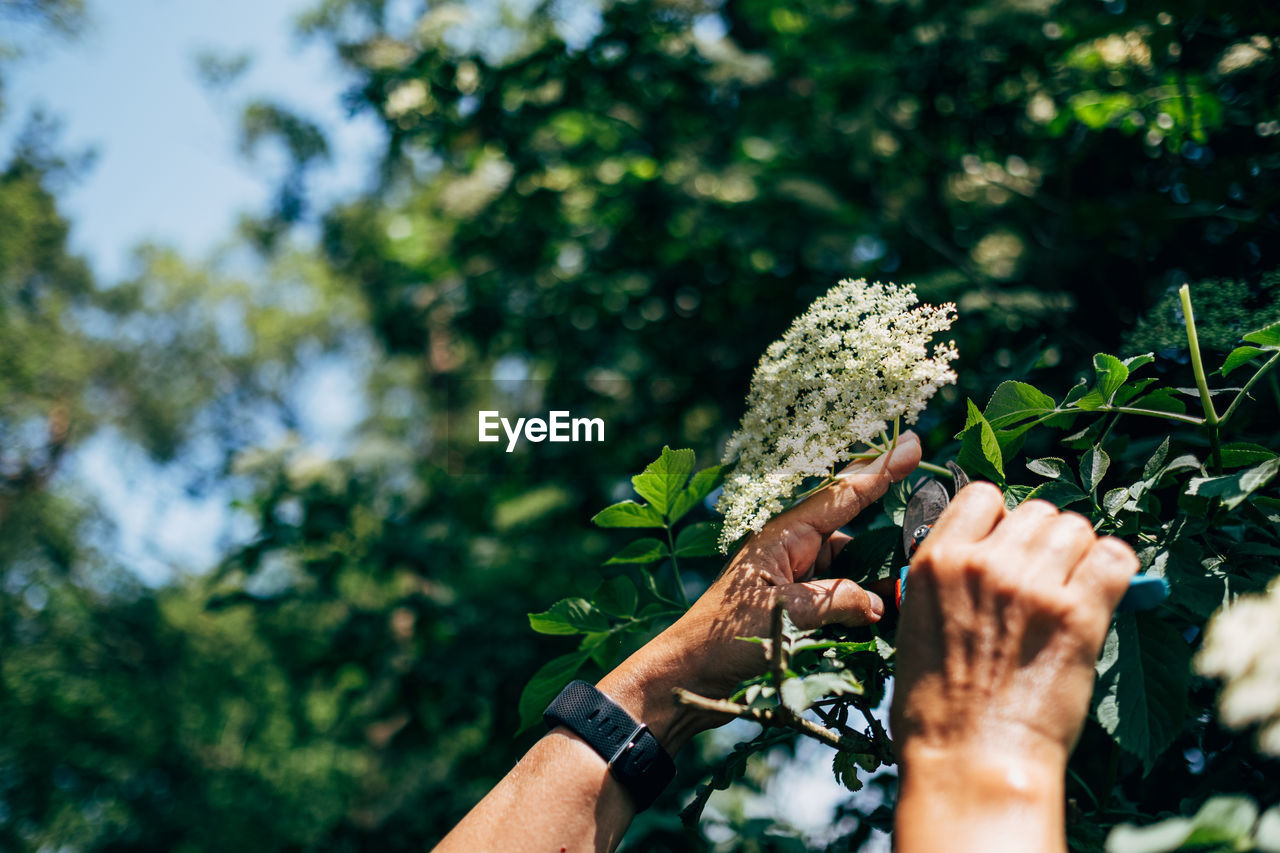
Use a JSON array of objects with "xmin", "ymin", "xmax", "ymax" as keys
[{"xmin": 897, "ymin": 565, "xmax": 1170, "ymax": 612}]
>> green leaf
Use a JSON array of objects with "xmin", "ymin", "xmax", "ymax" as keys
[
  {"xmin": 674, "ymin": 522, "xmax": 721, "ymax": 557},
  {"xmin": 1002, "ymin": 483, "xmax": 1035, "ymax": 508},
  {"xmin": 957, "ymin": 399, "xmax": 1004, "ymax": 483},
  {"xmin": 592, "ymin": 500, "xmax": 664, "ymax": 528},
  {"xmin": 1122, "ymin": 353, "xmax": 1155, "ymax": 372},
  {"xmin": 1186, "ymin": 456, "xmax": 1280, "ymax": 510},
  {"xmin": 1080, "ymin": 446, "xmax": 1110, "ymax": 495},
  {"xmin": 1243, "ymin": 320, "xmax": 1280, "ymax": 347},
  {"xmin": 1143, "ymin": 438, "xmax": 1171, "ymax": 481},
  {"xmin": 667, "ymin": 464, "xmax": 723, "ymax": 523},
  {"xmin": 603, "ymin": 537, "xmax": 668, "ymax": 565},
  {"xmin": 779, "ymin": 671, "xmax": 862, "ymax": 713},
  {"xmin": 833, "ymin": 751, "xmax": 866, "ymax": 793},
  {"xmin": 1027, "ymin": 457, "xmax": 1072, "ymax": 480},
  {"xmin": 1025, "ymin": 479, "xmax": 1089, "ymax": 509},
  {"xmin": 983, "ymin": 380, "xmax": 1056, "ymax": 429},
  {"xmin": 1221, "ymin": 345, "xmax": 1265, "ymax": 377},
  {"xmin": 1218, "ymin": 442, "xmax": 1279, "ymax": 468},
  {"xmin": 1093, "ymin": 614, "xmax": 1190, "ymax": 773},
  {"xmin": 1103, "ymin": 487, "xmax": 1129, "ymax": 516},
  {"xmin": 631, "ymin": 446, "xmax": 696, "ymax": 517},
  {"xmin": 517, "ymin": 651, "xmax": 588, "ymax": 733},
  {"xmin": 528, "ymin": 598, "xmax": 611, "ymax": 635},
  {"xmin": 1128, "ymin": 389, "xmax": 1187, "ymax": 415},
  {"xmin": 1093, "ymin": 353, "xmax": 1130, "ymax": 405},
  {"xmin": 593, "ymin": 576, "xmax": 638, "ymax": 618}
]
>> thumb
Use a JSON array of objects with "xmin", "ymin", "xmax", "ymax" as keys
[
  {"xmin": 775, "ymin": 431, "xmax": 921, "ymax": 538},
  {"xmin": 782, "ymin": 577, "xmax": 886, "ymax": 630}
]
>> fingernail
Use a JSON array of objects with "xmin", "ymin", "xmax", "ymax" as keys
[{"xmin": 866, "ymin": 590, "xmax": 885, "ymax": 619}]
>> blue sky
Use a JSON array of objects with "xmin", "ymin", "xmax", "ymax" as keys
[
  {"xmin": 4, "ymin": 0, "xmax": 379, "ymax": 581},
  {"xmin": 6, "ymin": 0, "xmax": 381, "ymax": 282}
]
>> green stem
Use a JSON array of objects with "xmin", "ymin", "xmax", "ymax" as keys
[
  {"xmin": 665, "ymin": 521, "xmax": 689, "ymax": 608},
  {"xmin": 1179, "ymin": 284, "xmax": 1222, "ymax": 470},
  {"xmin": 1220, "ymin": 351, "xmax": 1280, "ymax": 426},
  {"xmin": 916, "ymin": 460, "xmax": 952, "ymax": 478},
  {"xmin": 1095, "ymin": 405, "xmax": 1205, "ymax": 426}
]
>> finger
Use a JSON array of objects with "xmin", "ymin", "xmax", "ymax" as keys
[
  {"xmin": 922, "ymin": 479, "xmax": 1005, "ymax": 548},
  {"xmin": 775, "ymin": 431, "xmax": 921, "ymax": 538},
  {"xmin": 1031, "ymin": 512, "xmax": 1096, "ymax": 583},
  {"xmin": 783, "ymin": 577, "xmax": 886, "ymax": 629},
  {"xmin": 1070, "ymin": 536, "xmax": 1139, "ymax": 614},
  {"xmin": 983, "ymin": 498, "xmax": 1060, "ymax": 552}
]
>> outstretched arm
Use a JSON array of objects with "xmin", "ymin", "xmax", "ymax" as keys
[{"xmin": 436, "ymin": 433, "xmax": 923, "ymax": 852}]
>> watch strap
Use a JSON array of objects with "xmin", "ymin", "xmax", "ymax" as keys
[{"xmin": 543, "ymin": 680, "xmax": 675, "ymax": 811}]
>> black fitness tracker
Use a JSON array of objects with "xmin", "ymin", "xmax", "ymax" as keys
[{"xmin": 543, "ymin": 680, "xmax": 675, "ymax": 811}]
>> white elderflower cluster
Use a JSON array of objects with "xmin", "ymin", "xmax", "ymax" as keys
[
  {"xmin": 1196, "ymin": 577, "xmax": 1280, "ymax": 756},
  {"xmin": 716, "ymin": 278, "xmax": 957, "ymax": 551}
]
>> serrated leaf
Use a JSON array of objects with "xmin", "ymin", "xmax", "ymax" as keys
[
  {"xmin": 957, "ymin": 399, "xmax": 1004, "ymax": 482},
  {"xmin": 631, "ymin": 446, "xmax": 696, "ymax": 516},
  {"xmin": 983, "ymin": 380, "xmax": 1057, "ymax": 429},
  {"xmin": 603, "ymin": 537, "xmax": 668, "ymax": 565},
  {"xmin": 1143, "ymin": 438, "xmax": 1171, "ymax": 481},
  {"xmin": 1122, "ymin": 353, "xmax": 1155, "ymax": 372},
  {"xmin": 674, "ymin": 521, "xmax": 721, "ymax": 556},
  {"xmin": 1025, "ymin": 479, "xmax": 1089, "ymax": 509},
  {"xmin": 1103, "ymin": 487, "xmax": 1129, "ymax": 516},
  {"xmin": 1186, "ymin": 456, "xmax": 1280, "ymax": 510},
  {"xmin": 1243, "ymin": 320, "xmax": 1280, "ymax": 347},
  {"xmin": 1113, "ymin": 377, "xmax": 1157, "ymax": 407},
  {"xmin": 592, "ymin": 500, "xmax": 664, "ymax": 528},
  {"xmin": 833, "ymin": 751, "xmax": 865, "ymax": 793},
  {"xmin": 1093, "ymin": 353, "xmax": 1130, "ymax": 405},
  {"xmin": 1080, "ymin": 446, "xmax": 1110, "ymax": 494},
  {"xmin": 1221, "ymin": 345, "xmax": 1266, "ymax": 377},
  {"xmin": 529, "ymin": 598, "xmax": 611, "ymax": 635},
  {"xmin": 1093, "ymin": 614, "xmax": 1190, "ymax": 773},
  {"xmin": 517, "ymin": 651, "xmax": 588, "ymax": 733},
  {"xmin": 594, "ymin": 576, "xmax": 638, "ymax": 618},
  {"xmin": 667, "ymin": 465, "xmax": 724, "ymax": 523},
  {"xmin": 1028, "ymin": 457, "xmax": 1071, "ymax": 480}
]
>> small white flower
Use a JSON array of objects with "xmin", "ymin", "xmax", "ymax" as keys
[
  {"xmin": 1196, "ymin": 576, "xmax": 1280, "ymax": 756},
  {"xmin": 716, "ymin": 278, "xmax": 957, "ymax": 550}
]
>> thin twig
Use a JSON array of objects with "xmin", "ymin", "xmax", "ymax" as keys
[{"xmin": 672, "ymin": 688, "xmax": 874, "ymax": 752}]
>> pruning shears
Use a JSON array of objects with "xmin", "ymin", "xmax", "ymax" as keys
[{"xmin": 896, "ymin": 463, "xmax": 1170, "ymax": 612}]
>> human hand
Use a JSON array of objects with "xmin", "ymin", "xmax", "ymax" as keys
[
  {"xmin": 891, "ymin": 482, "xmax": 1139, "ymax": 769},
  {"xmin": 597, "ymin": 431, "xmax": 922, "ymax": 752}
]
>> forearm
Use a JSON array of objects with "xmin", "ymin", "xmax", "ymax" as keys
[
  {"xmin": 436, "ymin": 641, "xmax": 701, "ymax": 853},
  {"xmin": 436, "ymin": 728, "xmax": 636, "ymax": 853},
  {"xmin": 895, "ymin": 746, "xmax": 1067, "ymax": 853}
]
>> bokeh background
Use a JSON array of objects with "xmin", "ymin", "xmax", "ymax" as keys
[{"xmin": 2, "ymin": 0, "xmax": 1278, "ymax": 849}]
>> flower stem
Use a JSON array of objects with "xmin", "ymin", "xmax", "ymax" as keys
[{"xmin": 1179, "ymin": 284, "xmax": 1222, "ymax": 470}]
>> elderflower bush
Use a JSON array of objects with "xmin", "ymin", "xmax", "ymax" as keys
[
  {"xmin": 716, "ymin": 278, "xmax": 957, "ymax": 550},
  {"xmin": 522, "ymin": 280, "xmax": 1280, "ymax": 850}
]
